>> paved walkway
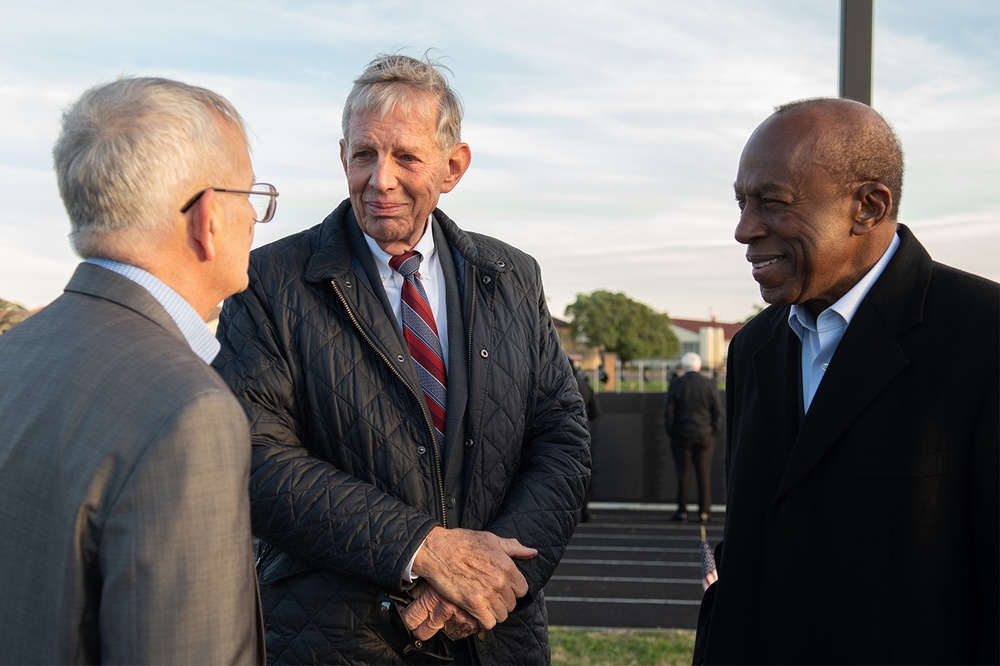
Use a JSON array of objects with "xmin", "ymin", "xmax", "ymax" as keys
[{"xmin": 543, "ymin": 505, "xmax": 724, "ymax": 630}]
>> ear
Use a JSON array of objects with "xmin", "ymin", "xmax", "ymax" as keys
[
  {"xmin": 339, "ymin": 139, "xmax": 349, "ymax": 176},
  {"xmin": 187, "ymin": 188, "xmax": 218, "ymax": 261},
  {"xmin": 439, "ymin": 142, "xmax": 472, "ymax": 194},
  {"xmin": 851, "ymin": 182, "xmax": 892, "ymax": 235}
]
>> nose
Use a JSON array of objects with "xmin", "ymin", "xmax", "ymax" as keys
[
  {"xmin": 369, "ymin": 156, "xmax": 397, "ymax": 191},
  {"xmin": 734, "ymin": 205, "xmax": 766, "ymax": 246}
]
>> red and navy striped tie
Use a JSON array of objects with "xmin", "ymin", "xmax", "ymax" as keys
[{"xmin": 389, "ymin": 251, "xmax": 447, "ymax": 443}]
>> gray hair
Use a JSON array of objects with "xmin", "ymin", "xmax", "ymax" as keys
[
  {"xmin": 341, "ymin": 52, "xmax": 463, "ymax": 151},
  {"xmin": 53, "ymin": 76, "xmax": 249, "ymax": 257}
]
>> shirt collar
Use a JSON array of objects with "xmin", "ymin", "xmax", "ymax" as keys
[
  {"xmin": 363, "ymin": 215, "xmax": 437, "ymax": 279},
  {"xmin": 789, "ymin": 231, "xmax": 901, "ymax": 338},
  {"xmin": 85, "ymin": 257, "xmax": 221, "ymax": 364}
]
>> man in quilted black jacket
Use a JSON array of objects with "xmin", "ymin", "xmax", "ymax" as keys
[{"xmin": 214, "ymin": 52, "xmax": 592, "ymax": 665}]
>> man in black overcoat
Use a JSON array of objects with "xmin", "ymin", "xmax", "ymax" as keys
[
  {"xmin": 694, "ymin": 98, "xmax": 998, "ymax": 664},
  {"xmin": 664, "ymin": 352, "xmax": 720, "ymax": 524}
]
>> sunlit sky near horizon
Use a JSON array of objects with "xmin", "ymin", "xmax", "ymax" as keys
[{"xmin": 2, "ymin": 0, "xmax": 997, "ymax": 322}]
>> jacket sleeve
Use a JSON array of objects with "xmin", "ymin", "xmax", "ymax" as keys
[
  {"xmin": 213, "ymin": 267, "xmax": 438, "ymax": 592},
  {"xmin": 482, "ymin": 266, "xmax": 592, "ymax": 601},
  {"xmin": 693, "ymin": 339, "xmax": 741, "ymax": 663},
  {"xmin": 973, "ymin": 375, "xmax": 999, "ymax": 663}
]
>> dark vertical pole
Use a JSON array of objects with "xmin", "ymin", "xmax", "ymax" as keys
[{"xmin": 840, "ymin": 0, "xmax": 874, "ymax": 105}]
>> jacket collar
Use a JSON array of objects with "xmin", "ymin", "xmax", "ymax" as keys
[
  {"xmin": 64, "ymin": 262, "xmax": 186, "ymax": 343},
  {"xmin": 304, "ymin": 199, "xmax": 513, "ymax": 284},
  {"xmin": 751, "ymin": 310, "xmax": 803, "ymax": 469}
]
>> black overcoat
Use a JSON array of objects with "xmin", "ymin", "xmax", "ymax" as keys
[{"xmin": 695, "ymin": 225, "xmax": 999, "ymax": 664}]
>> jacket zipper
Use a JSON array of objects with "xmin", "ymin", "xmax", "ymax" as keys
[
  {"xmin": 330, "ymin": 279, "xmax": 449, "ymax": 528},
  {"xmin": 467, "ymin": 265, "xmax": 477, "ymax": 387}
]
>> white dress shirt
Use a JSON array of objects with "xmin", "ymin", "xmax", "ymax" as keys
[{"xmin": 788, "ymin": 232, "xmax": 901, "ymax": 411}]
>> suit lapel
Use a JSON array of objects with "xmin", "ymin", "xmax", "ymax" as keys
[
  {"xmin": 752, "ymin": 312, "xmax": 803, "ymax": 471},
  {"xmin": 775, "ymin": 311, "xmax": 908, "ymax": 501},
  {"xmin": 773, "ymin": 225, "xmax": 930, "ymax": 502}
]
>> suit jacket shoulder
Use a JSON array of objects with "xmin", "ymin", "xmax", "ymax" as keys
[{"xmin": 0, "ymin": 263, "xmax": 259, "ymax": 664}]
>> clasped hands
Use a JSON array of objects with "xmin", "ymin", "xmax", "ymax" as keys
[{"xmin": 400, "ymin": 527, "xmax": 536, "ymax": 641}]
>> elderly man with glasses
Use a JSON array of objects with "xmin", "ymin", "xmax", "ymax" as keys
[{"xmin": 0, "ymin": 76, "xmax": 275, "ymax": 664}]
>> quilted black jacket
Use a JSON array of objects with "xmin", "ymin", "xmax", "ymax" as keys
[{"xmin": 214, "ymin": 200, "xmax": 591, "ymax": 664}]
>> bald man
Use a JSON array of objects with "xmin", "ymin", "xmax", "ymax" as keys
[{"xmin": 694, "ymin": 98, "xmax": 998, "ymax": 664}]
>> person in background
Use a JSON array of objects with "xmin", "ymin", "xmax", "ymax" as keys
[
  {"xmin": 0, "ymin": 76, "xmax": 271, "ymax": 664},
  {"xmin": 694, "ymin": 97, "xmax": 998, "ymax": 664},
  {"xmin": 214, "ymin": 53, "xmax": 591, "ymax": 664},
  {"xmin": 663, "ymin": 352, "xmax": 720, "ymax": 524}
]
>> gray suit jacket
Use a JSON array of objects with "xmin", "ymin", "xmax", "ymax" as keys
[{"xmin": 0, "ymin": 263, "xmax": 263, "ymax": 665}]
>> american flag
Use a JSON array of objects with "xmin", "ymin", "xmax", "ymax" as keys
[{"xmin": 700, "ymin": 524, "xmax": 718, "ymax": 590}]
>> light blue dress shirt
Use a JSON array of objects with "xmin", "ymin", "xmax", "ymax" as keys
[
  {"xmin": 788, "ymin": 232, "xmax": 900, "ymax": 411},
  {"xmin": 86, "ymin": 258, "xmax": 221, "ymax": 364}
]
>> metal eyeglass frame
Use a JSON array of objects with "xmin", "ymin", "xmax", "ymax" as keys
[{"xmin": 180, "ymin": 182, "xmax": 278, "ymax": 223}]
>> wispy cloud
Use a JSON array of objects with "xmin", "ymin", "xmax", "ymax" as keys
[{"xmin": 1, "ymin": 0, "xmax": 996, "ymax": 320}]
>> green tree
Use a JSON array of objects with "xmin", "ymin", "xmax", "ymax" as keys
[{"xmin": 564, "ymin": 290, "xmax": 679, "ymax": 362}]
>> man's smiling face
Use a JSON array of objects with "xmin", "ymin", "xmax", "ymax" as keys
[{"xmin": 733, "ymin": 109, "xmax": 864, "ymax": 316}]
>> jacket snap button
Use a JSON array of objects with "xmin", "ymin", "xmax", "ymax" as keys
[
  {"xmin": 345, "ymin": 280, "xmax": 352, "ymax": 288},
  {"xmin": 417, "ymin": 446, "xmax": 426, "ymax": 454},
  {"xmin": 496, "ymin": 260, "xmax": 505, "ymax": 268},
  {"xmin": 397, "ymin": 355, "xmax": 405, "ymax": 363},
  {"xmin": 464, "ymin": 438, "xmax": 474, "ymax": 448},
  {"xmin": 477, "ymin": 630, "xmax": 487, "ymax": 641},
  {"xmin": 482, "ymin": 275, "xmax": 491, "ymax": 284},
  {"xmin": 446, "ymin": 496, "xmax": 456, "ymax": 508},
  {"xmin": 480, "ymin": 349, "xmax": 489, "ymax": 358}
]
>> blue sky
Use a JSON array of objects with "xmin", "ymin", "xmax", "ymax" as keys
[{"xmin": 2, "ymin": 0, "xmax": 997, "ymax": 321}]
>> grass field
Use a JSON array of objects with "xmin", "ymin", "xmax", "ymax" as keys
[{"xmin": 550, "ymin": 627, "xmax": 696, "ymax": 665}]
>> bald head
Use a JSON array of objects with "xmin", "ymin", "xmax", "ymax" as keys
[
  {"xmin": 772, "ymin": 98, "xmax": 905, "ymax": 221},
  {"xmin": 733, "ymin": 98, "xmax": 903, "ymax": 315}
]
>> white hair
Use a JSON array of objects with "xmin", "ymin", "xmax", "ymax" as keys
[{"xmin": 681, "ymin": 352, "xmax": 703, "ymax": 372}]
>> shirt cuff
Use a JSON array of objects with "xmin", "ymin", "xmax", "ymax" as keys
[{"xmin": 404, "ymin": 538, "xmax": 426, "ymax": 582}]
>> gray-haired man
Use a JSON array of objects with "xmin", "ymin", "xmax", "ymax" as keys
[{"xmin": 214, "ymin": 53, "xmax": 591, "ymax": 664}]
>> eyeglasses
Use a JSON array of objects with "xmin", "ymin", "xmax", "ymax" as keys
[{"xmin": 181, "ymin": 182, "xmax": 279, "ymax": 223}]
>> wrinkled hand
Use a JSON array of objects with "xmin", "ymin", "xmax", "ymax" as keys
[
  {"xmin": 400, "ymin": 581, "xmax": 479, "ymax": 641},
  {"xmin": 411, "ymin": 527, "xmax": 537, "ymax": 630}
]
